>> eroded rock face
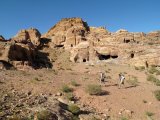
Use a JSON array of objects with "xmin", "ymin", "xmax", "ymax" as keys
[
  {"xmin": 43, "ymin": 17, "xmax": 89, "ymax": 48},
  {"xmin": 65, "ymin": 19, "xmax": 160, "ymax": 67},
  {"xmin": 0, "ymin": 41, "xmax": 36, "ymax": 69},
  {"xmin": 0, "ymin": 17, "xmax": 160, "ymax": 68},
  {"xmin": 11, "ymin": 28, "xmax": 41, "ymax": 46},
  {"xmin": 0, "ymin": 35, "xmax": 51, "ymax": 70}
]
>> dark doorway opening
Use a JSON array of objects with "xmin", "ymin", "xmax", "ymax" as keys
[
  {"xmin": 131, "ymin": 53, "xmax": 134, "ymax": 58},
  {"xmin": 111, "ymin": 55, "xmax": 118, "ymax": 59},
  {"xmin": 55, "ymin": 45, "xmax": 64, "ymax": 48},
  {"xmin": 98, "ymin": 54, "xmax": 111, "ymax": 60},
  {"xmin": 83, "ymin": 59, "xmax": 86, "ymax": 62}
]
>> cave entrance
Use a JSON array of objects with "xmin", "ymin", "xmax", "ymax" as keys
[
  {"xmin": 111, "ymin": 55, "xmax": 118, "ymax": 59},
  {"xmin": 98, "ymin": 54, "xmax": 111, "ymax": 60},
  {"xmin": 55, "ymin": 45, "xmax": 64, "ymax": 48},
  {"xmin": 98, "ymin": 53, "xmax": 119, "ymax": 60},
  {"xmin": 124, "ymin": 39, "xmax": 130, "ymax": 43},
  {"xmin": 131, "ymin": 53, "xmax": 134, "ymax": 58},
  {"xmin": 83, "ymin": 59, "xmax": 86, "ymax": 62}
]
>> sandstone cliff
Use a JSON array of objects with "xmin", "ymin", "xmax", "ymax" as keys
[{"xmin": 0, "ymin": 17, "xmax": 160, "ymax": 70}]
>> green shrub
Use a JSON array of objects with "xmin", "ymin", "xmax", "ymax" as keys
[
  {"xmin": 86, "ymin": 84, "xmax": 102, "ymax": 95},
  {"xmin": 145, "ymin": 111, "xmax": 154, "ymax": 117},
  {"xmin": 147, "ymin": 75, "xmax": 160, "ymax": 86},
  {"xmin": 143, "ymin": 100, "xmax": 147, "ymax": 103},
  {"xmin": 154, "ymin": 90, "xmax": 160, "ymax": 101},
  {"xmin": 61, "ymin": 84, "xmax": 73, "ymax": 93},
  {"xmin": 37, "ymin": 110, "xmax": 55, "ymax": 120},
  {"xmin": 156, "ymin": 71, "xmax": 160, "ymax": 75},
  {"xmin": 148, "ymin": 67, "xmax": 160, "ymax": 74},
  {"xmin": 71, "ymin": 115, "xmax": 79, "ymax": 120},
  {"xmin": 67, "ymin": 104, "xmax": 80, "ymax": 114},
  {"xmin": 155, "ymin": 80, "xmax": 160, "ymax": 86},
  {"xmin": 135, "ymin": 66, "xmax": 145, "ymax": 71},
  {"xmin": 147, "ymin": 75, "xmax": 156, "ymax": 82},
  {"xmin": 66, "ymin": 93, "xmax": 74, "ymax": 101},
  {"xmin": 120, "ymin": 116, "xmax": 129, "ymax": 120},
  {"xmin": 127, "ymin": 76, "xmax": 138, "ymax": 87},
  {"xmin": 71, "ymin": 80, "xmax": 79, "ymax": 86}
]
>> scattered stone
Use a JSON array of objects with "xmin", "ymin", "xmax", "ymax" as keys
[{"xmin": 56, "ymin": 92, "xmax": 62, "ymax": 96}]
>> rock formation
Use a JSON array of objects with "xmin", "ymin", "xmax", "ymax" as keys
[
  {"xmin": 43, "ymin": 17, "xmax": 89, "ymax": 48},
  {"xmin": 0, "ymin": 28, "xmax": 51, "ymax": 70},
  {"xmin": 11, "ymin": 28, "xmax": 41, "ymax": 46},
  {"xmin": 0, "ymin": 17, "xmax": 160, "ymax": 70}
]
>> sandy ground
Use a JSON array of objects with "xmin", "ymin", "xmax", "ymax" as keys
[{"xmin": 0, "ymin": 62, "xmax": 160, "ymax": 120}]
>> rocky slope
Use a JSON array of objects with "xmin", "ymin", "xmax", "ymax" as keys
[{"xmin": 0, "ymin": 17, "xmax": 160, "ymax": 70}]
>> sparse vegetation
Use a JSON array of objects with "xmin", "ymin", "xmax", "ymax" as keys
[
  {"xmin": 154, "ymin": 90, "xmax": 160, "ymax": 101},
  {"xmin": 127, "ymin": 76, "xmax": 139, "ymax": 87},
  {"xmin": 37, "ymin": 110, "xmax": 55, "ymax": 120},
  {"xmin": 67, "ymin": 104, "xmax": 80, "ymax": 114},
  {"xmin": 143, "ymin": 100, "xmax": 147, "ymax": 103},
  {"xmin": 135, "ymin": 66, "xmax": 145, "ymax": 71},
  {"xmin": 86, "ymin": 84, "xmax": 102, "ymax": 95},
  {"xmin": 66, "ymin": 93, "xmax": 74, "ymax": 101},
  {"xmin": 120, "ymin": 116, "xmax": 129, "ymax": 120},
  {"xmin": 147, "ymin": 74, "xmax": 160, "ymax": 86},
  {"xmin": 145, "ymin": 111, "xmax": 154, "ymax": 117},
  {"xmin": 61, "ymin": 84, "xmax": 73, "ymax": 93},
  {"xmin": 30, "ymin": 77, "xmax": 43, "ymax": 84},
  {"xmin": 71, "ymin": 80, "xmax": 79, "ymax": 86},
  {"xmin": 148, "ymin": 66, "xmax": 160, "ymax": 74}
]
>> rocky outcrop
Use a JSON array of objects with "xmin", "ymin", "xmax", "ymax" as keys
[
  {"xmin": 43, "ymin": 17, "xmax": 89, "ymax": 48},
  {"xmin": 11, "ymin": 28, "xmax": 41, "ymax": 46},
  {"xmin": 0, "ymin": 28, "xmax": 51, "ymax": 70},
  {"xmin": 0, "ymin": 17, "xmax": 160, "ymax": 68},
  {"xmin": 0, "ymin": 91, "xmax": 73, "ymax": 120},
  {"xmin": 64, "ymin": 18, "xmax": 160, "ymax": 67},
  {"xmin": 0, "ymin": 41, "xmax": 36, "ymax": 70}
]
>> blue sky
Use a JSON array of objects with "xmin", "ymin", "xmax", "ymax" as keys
[{"xmin": 0, "ymin": 0, "xmax": 160, "ymax": 39}]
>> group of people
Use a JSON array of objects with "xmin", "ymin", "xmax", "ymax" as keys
[{"xmin": 99, "ymin": 72, "xmax": 125, "ymax": 88}]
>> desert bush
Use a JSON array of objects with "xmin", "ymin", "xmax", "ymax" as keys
[
  {"xmin": 71, "ymin": 115, "xmax": 79, "ymax": 120},
  {"xmin": 67, "ymin": 104, "xmax": 80, "ymax": 114},
  {"xmin": 145, "ymin": 111, "xmax": 154, "ymax": 117},
  {"xmin": 148, "ymin": 67, "xmax": 160, "ymax": 74},
  {"xmin": 37, "ymin": 110, "xmax": 56, "ymax": 120},
  {"xmin": 86, "ymin": 84, "xmax": 102, "ymax": 95},
  {"xmin": 135, "ymin": 66, "xmax": 145, "ymax": 71},
  {"xmin": 143, "ymin": 100, "xmax": 147, "ymax": 103},
  {"xmin": 71, "ymin": 80, "xmax": 79, "ymax": 86},
  {"xmin": 147, "ymin": 75, "xmax": 157, "ymax": 82},
  {"xmin": 154, "ymin": 90, "xmax": 160, "ymax": 101},
  {"xmin": 147, "ymin": 74, "xmax": 160, "ymax": 86},
  {"xmin": 66, "ymin": 93, "xmax": 74, "ymax": 101},
  {"xmin": 156, "ymin": 70, "xmax": 160, "ymax": 75},
  {"xmin": 127, "ymin": 76, "xmax": 138, "ymax": 87},
  {"xmin": 120, "ymin": 116, "xmax": 129, "ymax": 120},
  {"xmin": 61, "ymin": 84, "xmax": 73, "ymax": 93}
]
